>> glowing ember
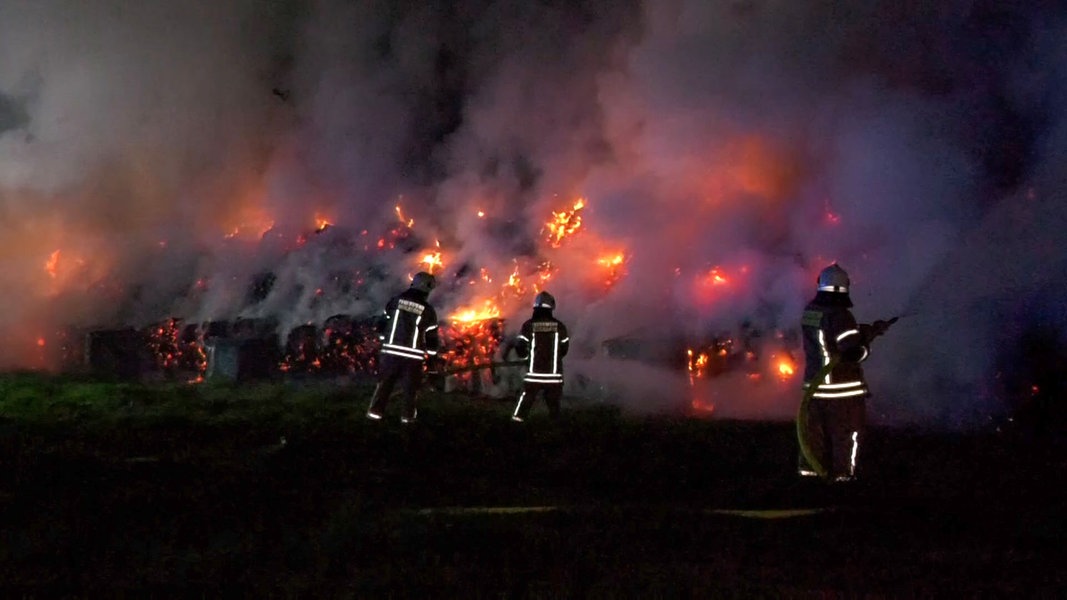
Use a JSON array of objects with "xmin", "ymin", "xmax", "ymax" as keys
[
  {"xmin": 224, "ymin": 219, "xmax": 276, "ymax": 240},
  {"xmin": 146, "ymin": 319, "xmax": 207, "ymax": 377},
  {"xmin": 824, "ymin": 198, "xmax": 841, "ymax": 225},
  {"xmin": 315, "ymin": 215, "xmax": 332, "ymax": 232},
  {"xmin": 36, "ymin": 337, "xmax": 46, "ymax": 347},
  {"xmin": 316, "ymin": 316, "xmax": 380, "ymax": 375},
  {"xmin": 706, "ymin": 267, "xmax": 728, "ymax": 286},
  {"xmin": 439, "ymin": 317, "xmax": 505, "ymax": 391},
  {"xmin": 544, "ymin": 197, "xmax": 586, "ymax": 247},
  {"xmin": 279, "ymin": 324, "xmax": 322, "ymax": 373},
  {"xmin": 535, "ymin": 261, "xmax": 556, "ymax": 290},
  {"xmin": 687, "ymin": 348, "xmax": 710, "ymax": 382},
  {"xmin": 690, "ymin": 397, "xmax": 715, "ymax": 414}
]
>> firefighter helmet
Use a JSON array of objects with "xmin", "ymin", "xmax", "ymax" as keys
[
  {"xmin": 817, "ymin": 263, "xmax": 850, "ymax": 293},
  {"xmin": 533, "ymin": 291, "xmax": 556, "ymax": 309},
  {"xmin": 410, "ymin": 271, "xmax": 436, "ymax": 293}
]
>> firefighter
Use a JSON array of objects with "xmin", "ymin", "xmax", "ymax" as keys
[
  {"xmin": 366, "ymin": 271, "xmax": 440, "ymax": 423},
  {"xmin": 797, "ymin": 264, "xmax": 890, "ymax": 481},
  {"xmin": 511, "ymin": 291, "xmax": 570, "ymax": 422}
]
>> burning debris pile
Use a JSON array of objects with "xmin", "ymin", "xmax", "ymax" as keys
[
  {"xmin": 36, "ymin": 194, "xmax": 802, "ymax": 401},
  {"xmin": 438, "ymin": 317, "xmax": 507, "ymax": 393}
]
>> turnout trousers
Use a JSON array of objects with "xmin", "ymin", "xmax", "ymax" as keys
[
  {"xmin": 797, "ymin": 395, "xmax": 866, "ymax": 480},
  {"xmin": 512, "ymin": 381, "xmax": 562, "ymax": 421},
  {"xmin": 367, "ymin": 354, "xmax": 424, "ymax": 421}
]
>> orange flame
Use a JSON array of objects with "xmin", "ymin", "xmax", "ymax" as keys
[
  {"xmin": 450, "ymin": 299, "xmax": 502, "ymax": 323},
  {"xmin": 687, "ymin": 348, "xmax": 710, "ymax": 381},
  {"xmin": 544, "ymin": 197, "xmax": 586, "ymax": 247},
  {"xmin": 596, "ymin": 252, "xmax": 627, "ymax": 288},
  {"xmin": 45, "ymin": 250, "xmax": 60, "ymax": 279},
  {"xmin": 776, "ymin": 356, "xmax": 796, "ymax": 379},
  {"xmin": 420, "ymin": 247, "xmax": 444, "ymax": 274},
  {"xmin": 395, "ymin": 204, "xmax": 414, "ymax": 228},
  {"xmin": 506, "ymin": 269, "xmax": 521, "ymax": 289},
  {"xmin": 315, "ymin": 215, "xmax": 332, "ymax": 232}
]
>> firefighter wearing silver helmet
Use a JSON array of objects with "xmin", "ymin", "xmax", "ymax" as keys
[
  {"xmin": 511, "ymin": 291, "xmax": 570, "ymax": 421},
  {"xmin": 797, "ymin": 263, "xmax": 890, "ymax": 481},
  {"xmin": 367, "ymin": 271, "xmax": 440, "ymax": 423}
]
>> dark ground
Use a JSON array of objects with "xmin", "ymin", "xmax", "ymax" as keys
[{"xmin": 1, "ymin": 384, "xmax": 1065, "ymax": 597}]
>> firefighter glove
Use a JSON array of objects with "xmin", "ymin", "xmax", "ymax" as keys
[{"xmin": 871, "ymin": 319, "xmax": 890, "ymax": 337}]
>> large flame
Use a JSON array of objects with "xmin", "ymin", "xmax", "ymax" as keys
[
  {"xmin": 543, "ymin": 197, "xmax": 586, "ymax": 248},
  {"xmin": 450, "ymin": 299, "xmax": 502, "ymax": 324}
]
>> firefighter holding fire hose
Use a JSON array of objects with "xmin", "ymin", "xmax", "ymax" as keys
[
  {"xmin": 511, "ymin": 291, "xmax": 570, "ymax": 421},
  {"xmin": 366, "ymin": 271, "xmax": 440, "ymax": 423},
  {"xmin": 797, "ymin": 264, "xmax": 893, "ymax": 482}
]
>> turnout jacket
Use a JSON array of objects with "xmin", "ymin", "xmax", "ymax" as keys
[
  {"xmin": 516, "ymin": 308, "xmax": 569, "ymax": 384},
  {"xmin": 801, "ymin": 293, "xmax": 870, "ymax": 399},
  {"xmin": 378, "ymin": 288, "xmax": 440, "ymax": 362}
]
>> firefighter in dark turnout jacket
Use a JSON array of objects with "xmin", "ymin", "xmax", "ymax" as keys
[
  {"xmin": 512, "ymin": 291, "xmax": 570, "ymax": 421},
  {"xmin": 367, "ymin": 272, "xmax": 440, "ymax": 423},
  {"xmin": 797, "ymin": 264, "xmax": 890, "ymax": 481}
]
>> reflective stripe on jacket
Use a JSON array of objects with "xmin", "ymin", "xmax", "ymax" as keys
[
  {"xmin": 379, "ymin": 288, "xmax": 439, "ymax": 362},
  {"xmin": 516, "ymin": 310, "xmax": 569, "ymax": 384},
  {"xmin": 801, "ymin": 298, "xmax": 869, "ymax": 399}
]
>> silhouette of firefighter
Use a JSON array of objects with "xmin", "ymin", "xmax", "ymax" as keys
[
  {"xmin": 511, "ymin": 291, "xmax": 570, "ymax": 421},
  {"xmin": 798, "ymin": 263, "xmax": 892, "ymax": 481},
  {"xmin": 366, "ymin": 272, "xmax": 440, "ymax": 423}
]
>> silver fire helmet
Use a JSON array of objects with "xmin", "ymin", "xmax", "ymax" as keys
[{"xmin": 817, "ymin": 263, "xmax": 850, "ymax": 293}]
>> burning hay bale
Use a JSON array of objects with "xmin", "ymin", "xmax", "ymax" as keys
[
  {"xmin": 143, "ymin": 318, "xmax": 207, "ymax": 380},
  {"xmin": 439, "ymin": 317, "xmax": 507, "ymax": 396},
  {"xmin": 318, "ymin": 314, "xmax": 380, "ymax": 377}
]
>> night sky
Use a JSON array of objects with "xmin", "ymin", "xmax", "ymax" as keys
[{"xmin": 1, "ymin": 0, "xmax": 1064, "ymax": 427}]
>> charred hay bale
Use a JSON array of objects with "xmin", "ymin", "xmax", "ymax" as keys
[
  {"xmin": 86, "ymin": 328, "xmax": 148, "ymax": 380},
  {"xmin": 205, "ymin": 317, "xmax": 281, "ymax": 382},
  {"xmin": 280, "ymin": 324, "xmax": 321, "ymax": 374}
]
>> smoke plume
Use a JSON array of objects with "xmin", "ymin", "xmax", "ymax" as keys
[{"xmin": 1, "ymin": 0, "xmax": 1064, "ymax": 428}]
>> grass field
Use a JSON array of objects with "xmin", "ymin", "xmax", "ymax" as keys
[{"xmin": 1, "ymin": 372, "xmax": 1065, "ymax": 596}]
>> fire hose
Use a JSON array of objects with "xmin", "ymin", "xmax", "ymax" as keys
[{"xmin": 796, "ymin": 316, "xmax": 899, "ymax": 479}]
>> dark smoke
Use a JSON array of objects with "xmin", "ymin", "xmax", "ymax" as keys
[{"xmin": 1, "ymin": 0, "xmax": 1065, "ymax": 429}]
